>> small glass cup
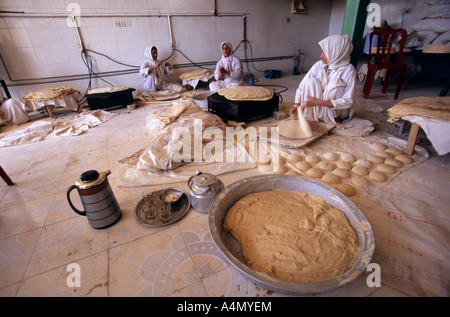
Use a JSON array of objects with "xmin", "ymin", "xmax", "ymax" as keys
[
  {"xmin": 158, "ymin": 202, "xmax": 171, "ymax": 222},
  {"xmin": 142, "ymin": 191, "xmax": 157, "ymax": 221}
]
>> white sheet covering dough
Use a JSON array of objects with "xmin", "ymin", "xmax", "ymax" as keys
[{"xmin": 403, "ymin": 115, "xmax": 450, "ymax": 155}]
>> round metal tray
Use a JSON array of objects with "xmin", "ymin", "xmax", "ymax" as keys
[
  {"xmin": 208, "ymin": 174, "xmax": 375, "ymax": 295},
  {"xmin": 135, "ymin": 190, "xmax": 190, "ymax": 227}
]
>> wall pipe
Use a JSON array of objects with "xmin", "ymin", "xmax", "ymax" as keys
[{"xmin": 0, "ymin": 10, "xmax": 293, "ymax": 87}]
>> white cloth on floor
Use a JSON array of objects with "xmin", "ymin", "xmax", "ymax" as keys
[
  {"xmin": 295, "ymin": 34, "xmax": 356, "ymax": 124},
  {"xmin": 403, "ymin": 115, "xmax": 450, "ymax": 155}
]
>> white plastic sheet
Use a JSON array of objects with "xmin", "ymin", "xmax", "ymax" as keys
[{"xmin": 403, "ymin": 115, "xmax": 450, "ymax": 155}]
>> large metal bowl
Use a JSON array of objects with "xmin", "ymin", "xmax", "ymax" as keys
[{"xmin": 208, "ymin": 174, "xmax": 375, "ymax": 295}]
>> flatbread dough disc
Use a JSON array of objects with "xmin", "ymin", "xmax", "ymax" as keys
[
  {"xmin": 278, "ymin": 117, "xmax": 313, "ymax": 139},
  {"xmin": 218, "ymin": 86, "xmax": 274, "ymax": 101}
]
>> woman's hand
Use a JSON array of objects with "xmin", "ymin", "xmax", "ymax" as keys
[
  {"xmin": 290, "ymin": 103, "xmax": 301, "ymax": 116},
  {"xmin": 303, "ymin": 96, "xmax": 333, "ymax": 108}
]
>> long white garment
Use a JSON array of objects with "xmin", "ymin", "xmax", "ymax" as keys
[
  {"xmin": 210, "ymin": 42, "xmax": 243, "ymax": 92},
  {"xmin": 0, "ymin": 97, "xmax": 30, "ymax": 126},
  {"xmin": 140, "ymin": 47, "xmax": 175, "ymax": 92},
  {"xmin": 295, "ymin": 34, "xmax": 357, "ymax": 124}
]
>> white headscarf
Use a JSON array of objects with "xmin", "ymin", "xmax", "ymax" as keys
[
  {"xmin": 220, "ymin": 42, "xmax": 234, "ymax": 71},
  {"xmin": 144, "ymin": 46, "xmax": 156, "ymax": 62},
  {"xmin": 318, "ymin": 34, "xmax": 353, "ymax": 89}
]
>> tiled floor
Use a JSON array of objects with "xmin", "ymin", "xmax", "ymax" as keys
[{"xmin": 0, "ymin": 75, "xmax": 447, "ymax": 297}]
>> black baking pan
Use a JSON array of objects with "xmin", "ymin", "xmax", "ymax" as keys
[
  {"xmin": 87, "ymin": 88, "xmax": 135, "ymax": 110},
  {"xmin": 207, "ymin": 92, "xmax": 279, "ymax": 122}
]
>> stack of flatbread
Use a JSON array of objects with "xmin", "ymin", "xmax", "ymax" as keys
[
  {"xmin": 218, "ymin": 86, "xmax": 274, "ymax": 101},
  {"xmin": 87, "ymin": 86, "xmax": 129, "ymax": 94},
  {"xmin": 387, "ymin": 96, "xmax": 450, "ymax": 122},
  {"xmin": 23, "ymin": 86, "xmax": 80, "ymax": 102},
  {"xmin": 179, "ymin": 69, "xmax": 214, "ymax": 81},
  {"xmin": 155, "ymin": 103, "xmax": 187, "ymax": 125}
]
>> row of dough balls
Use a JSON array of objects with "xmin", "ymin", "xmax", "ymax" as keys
[{"xmin": 283, "ymin": 144, "xmax": 413, "ymax": 196}]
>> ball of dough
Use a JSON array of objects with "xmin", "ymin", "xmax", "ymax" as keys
[
  {"xmin": 332, "ymin": 168, "xmax": 351, "ymax": 179},
  {"xmin": 322, "ymin": 172, "xmax": 341, "ymax": 184},
  {"xmin": 354, "ymin": 159, "xmax": 372, "ymax": 169},
  {"xmin": 295, "ymin": 161, "xmax": 311, "ymax": 171},
  {"xmin": 286, "ymin": 153, "xmax": 302, "ymax": 163},
  {"xmin": 307, "ymin": 167, "xmax": 324, "ymax": 178},
  {"xmin": 377, "ymin": 163, "xmax": 395, "ymax": 174},
  {"xmin": 351, "ymin": 165, "xmax": 369, "ymax": 176},
  {"xmin": 385, "ymin": 147, "xmax": 404, "ymax": 156},
  {"xmin": 352, "ymin": 176, "xmax": 369, "ymax": 188},
  {"xmin": 372, "ymin": 143, "xmax": 387, "ymax": 151},
  {"xmin": 273, "ymin": 164, "xmax": 287, "ymax": 174},
  {"xmin": 257, "ymin": 154, "xmax": 271, "ymax": 166},
  {"xmin": 258, "ymin": 164, "xmax": 273, "ymax": 173},
  {"xmin": 385, "ymin": 158, "xmax": 403, "ymax": 168},
  {"xmin": 317, "ymin": 161, "xmax": 335, "ymax": 171},
  {"xmin": 285, "ymin": 170, "xmax": 299, "ymax": 175},
  {"xmin": 367, "ymin": 154, "xmax": 384, "ymax": 164},
  {"xmin": 395, "ymin": 155, "xmax": 414, "ymax": 164},
  {"xmin": 275, "ymin": 155, "xmax": 286, "ymax": 165},
  {"xmin": 336, "ymin": 160, "xmax": 353, "ymax": 170},
  {"xmin": 305, "ymin": 154, "xmax": 320, "ymax": 164},
  {"xmin": 322, "ymin": 152, "xmax": 338, "ymax": 161},
  {"xmin": 376, "ymin": 151, "xmax": 394, "ymax": 159},
  {"xmin": 340, "ymin": 153, "xmax": 356, "ymax": 163},
  {"xmin": 336, "ymin": 183, "xmax": 356, "ymax": 197},
  {"xmin": 369, "ymin": 171, "xmax": 387, "ymax": 182}
]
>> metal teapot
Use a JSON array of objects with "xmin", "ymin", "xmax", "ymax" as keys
[
  {"xmin": 67, "ymin": 170, "xmax": 122, "ymax": 229},
  {"xmin": 188, "ymin": 172, "xmax": 224, "ymax": 214}
]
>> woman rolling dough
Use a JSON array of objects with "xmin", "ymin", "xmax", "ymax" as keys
[{"xmin": 290, "ymin": 34, "xmax": 357, "ymax": 124}]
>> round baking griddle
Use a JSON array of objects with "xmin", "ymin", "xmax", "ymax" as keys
[
  {"xmin": 207, "ymin": 91, "xmax": 279, "ymax": 122},
  {"xmin": 208, "ymin": 174, "xmax": 375, "ymax": 295}
]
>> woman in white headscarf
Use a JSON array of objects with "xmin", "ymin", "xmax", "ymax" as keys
[
  {"xmin": 140, "ymin": 46, "xmax": 182, "ymax": 92},
  {"xmin": 209, "ymin": 42, "xmax": 243, "ymax": 92},
  {"xmin": 290, "ymin": 34, "xmax": 357, "ymax": 124}
]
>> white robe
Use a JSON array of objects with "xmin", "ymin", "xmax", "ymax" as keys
[
  {"xmin": 0, "ymin": 98, "xmax": 30, "ymax": 125},
  {"xmin": 140, "ymin": 47, "xmax": 181, "ymax": 92},
  {"xmin": 210, "ymin": 42, "xmax": 243, "ymax": 92},
  {"xmin": 295, "ymin": 34, "xmax": 357, "ymax": 124}
]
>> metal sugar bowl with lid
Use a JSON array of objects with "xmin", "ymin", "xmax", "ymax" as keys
[{"xmin": 188, "ymin": 172, "xmax": 224, "ymax": 214}]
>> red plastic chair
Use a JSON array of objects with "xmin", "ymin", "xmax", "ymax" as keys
[{"xmin": 363, "ymin": 28, "xmax": 407, "ymax": 99}]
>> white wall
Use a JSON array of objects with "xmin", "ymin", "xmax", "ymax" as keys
[{"xmin": 0, "ymin": 0, "xmax": 333, "ymax": 99}]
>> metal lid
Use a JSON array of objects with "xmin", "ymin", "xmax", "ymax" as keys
[
  {"xmin": 75, "ymin": 170, "xmax": 111, "ymax": 189},
  {"xmin": 188, "ymin": 172, "xmax": 219, "ymax": 194}
]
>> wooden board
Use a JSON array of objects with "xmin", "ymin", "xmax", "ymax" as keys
[{"xmin": 256, "ymin": 117, "xmax": 335, "ymax": 150}]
